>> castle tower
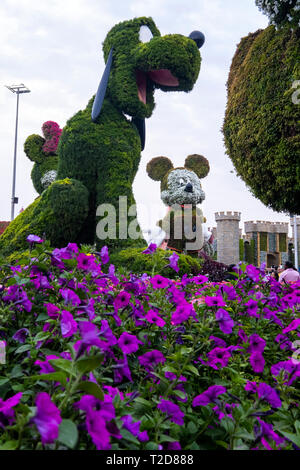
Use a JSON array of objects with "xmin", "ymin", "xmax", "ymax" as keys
[{"xmin": 215, "ymin": 211, "xmax": 241, "ymax": 265}]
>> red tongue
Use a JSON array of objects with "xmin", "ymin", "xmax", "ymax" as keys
[
  {"xmin": 147, "ymin": 69, "xmax": 179, "ymax": 86},
  {"xmin": 136, "ymin": 70, "xmax": 147, "ymax": 104}
]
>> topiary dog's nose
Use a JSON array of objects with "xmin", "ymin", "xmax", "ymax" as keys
[
  {"xmin": 188, "ymin": 31, "xmax": 205, "ymax": 49},
  {"xmin": 184, "ymin": 183, "xmax": 193, "ymax": 193}
]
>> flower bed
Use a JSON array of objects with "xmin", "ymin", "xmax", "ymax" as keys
[{"xmin": 0, "ymin": 239, "xmax": 299, "ymax": 450}]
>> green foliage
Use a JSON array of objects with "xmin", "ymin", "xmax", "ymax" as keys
[
  {"xmin": 260, "ymin": 232, "xmax": 268, "ymax": 251},
  {"xmin": 255, "ymin": 0, "xmax": 300, "ymax": 29},
  {"xmin": 279, "ymin": 233, "xmax": 287, "ymax": 252},
  {"xmin": 185, "ymin": 154, "xmax": 210, "ymax": 179},
  {"xmin": 244, "ymin": 241, "xmax": 255, "ymax": 265},
  {"xmin": 0, "ymin": 179, "xmax": 89, "ymax": 256},
  {"xmin": 109, "ymin": 247, "xmax": 203, "ymax": 277},
  {"xmin": 239, "ymin": 239, "xmax": 244, "ymax": 260},
  {"xmin": 223, "ymin": 24, "xmax": 300, "ymax": 214},
  {"xmin": 146, "ymin": 156, "xmax": 174, "ymax": 181}
]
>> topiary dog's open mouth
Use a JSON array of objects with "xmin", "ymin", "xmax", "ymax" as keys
[{"xmin": 136, "ymin": 69, "xmax": 179, "ymax": 104}]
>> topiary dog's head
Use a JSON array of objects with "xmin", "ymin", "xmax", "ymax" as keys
[
  {"xmin": 92, "ymin": 17, "xmax": 204, "ymax": 121},
  {"xmin": 24, "ymin": 121, "xmax": 62, "ymax": 195},
  {"xmin": 147, "ymin": 154, "xmax": 210, "ymax": 206}
]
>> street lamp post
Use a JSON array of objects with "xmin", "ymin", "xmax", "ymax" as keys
[{"xmin": 5, "ymin": 84, "xmax": 31, "ymax": 221}]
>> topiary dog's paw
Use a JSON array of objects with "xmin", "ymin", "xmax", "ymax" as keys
[
  {"xmin": 24, "ymin": 121, "xmax": 62, "ymax": 195},
  {"xmin": 0, "ymin": 179, "xmax": 89, "ymax": 256}
]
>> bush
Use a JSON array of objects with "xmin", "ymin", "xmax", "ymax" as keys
[
  {"xmin": 255, "ymin": 0, "xmax": 300, "ymax": 29},
  {"xmin": 109, "ymin": 246, "xmax": 203, "ymax": 278},
  {"xmin": 223, "ymin": 24, "xmax": 300, "ymax": 214}
]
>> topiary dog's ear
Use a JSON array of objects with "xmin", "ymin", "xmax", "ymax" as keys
[
  {"xmin": 146, "ymin": 157, "xmax": 173, "ymax": 181},
  {"xmin": 92, "ymin": 48, "xmax": 114, "ymax": 122},
  {"xmin": 185, "ymin": 154, "xmax": 210, "ymax": 179},
  {"xmin": 24, "ymin": 134, "xmax": 45, "ymax": 163}
]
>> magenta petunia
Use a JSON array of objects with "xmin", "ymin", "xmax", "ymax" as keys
[
  {"xmin": 32, "ymin": 392, "xmax": 61, "ymax": 444},
  {"xmin": 45, "ymin": 303, "xmax": 60, "ymax": 319},
  {"xmin": 60, "ymin": 310, "xmax": 77, "ymax": 338},
  {"xmin": 27, "ymin": 234, "xmax": 44, "ymax": 244},
  {"xmin": 207, "ymin": 347, "xmax": 231, "ymax": 370},
  {"xmin": 250, "ymin": 351, "xmax": 265, "ymax": 373},
  {"xmin": 244, "ymin": 298, "xmax": 259, "ymax": 318},
  {"xmin": 86, "ymin": 410, "xmax": 111, "ymax": 450},
  {"xmin": 100, "ymin": 245, "xmax": 109, "ymax": 264},
  {"xmin": 114, "ymin": 291, "xmax": 131, "ymax": 310},
  {"xmin": 142, "ymin": 243, "xmax": 157, "ymax": 254},
  {"xmin": 60, "ymin": 288, "xmax": 81, "ymax": 307},
  {"xmin": 257, "ymin": 383, "xmax": 282, "ymax": 408},
  {"xmin": 168, "ymin": 252, "xmax": 179, "ymax": 273},
  {"xmin": 121, "ymin": 415, "xmax": 149, "ymax": 441},
  {"xmin": 145, "ymin": 309, "xmax": 166, "ymax": 327},
  {"xmin": 171, "ymin": 303, "xmax": 194, "ymax": 325},
  {"xmin": 157, "ymin": 399, "xmax": 184, "ymax": 425},
  {"xmin": 150, "ymin": 275, "xmax": 170, "ymax": 290},
  {"xmin": 248, "ymin": 334, "xmax": 266, "ymax": 354},
  {"xmin": 282, "ymin": 318, "xmax": 300, "ymax": 334},
  {"xmin": 215, "ymin": 308, "xmax": 234, "ymax": 334},
  {"xmin": 138, "ymin": 350, "xmax": 166, "ymax": 371},
  {"xmin": 193, "ymin": 385, "xmax": 227, "ymax": 407},
  {"xmin": 205, "ymin": 295, "xmax": 226, "ymax": 307},
  {"xmin": 118, "ymin": 332, "xmax": 141, "ymax": 354}
]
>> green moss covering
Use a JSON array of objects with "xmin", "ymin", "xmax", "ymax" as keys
[
  {"xmin": 255, "ymin": 0, "xmax": 300, "ymax": 29},
  {"xmin": 109, "ymin": 247, "xmax": 203, "ymax": 278},
  {"xmin": 223, "ymin": 25, "xmax": 300, "ymax": 214},
  {"xmin": 279, "ymin": 233, "xmax": 287, "ymax": 252},
  {"xmin": 184, "ymin": 154, "xmax": 210, "ymax": 179},
  {"xmin": 0, "ymin": 179, "xmax": 89, "ymax": 256},
  {"xmin": 260, "ymin": 232, "xmax": 268, "ymax": 252},
  {"xmin": 146, "ymin": 157, "xmax": 173, "ymax": 181}
]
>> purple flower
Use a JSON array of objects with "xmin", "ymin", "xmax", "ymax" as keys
[
  {"xmin": 282, "ymin": 318, "xmax": 300, "ymax": 334},
  {"xmin": 209, "ymin": 336, "xmax": 227, "ymax": 348},
  {"xmin": 12, "ymin": 328, "xmax": 29, "ymax": 344},
  {"xmin": 168, "ymin": 252, "xmax": 179, "ymax": 273},
  {"xmin": 215, "ymin": 308, "xmax": 234, "ymax": 334},
  {"xmin": 238, "ymin": 328, "xmax": 248, "ymax": 343},
  {"xmin": 100, "ymin": 245, "xmax": 109, "ymax": 264},
  {"xmin": 171, "ymin": 303, "xmax": 194, "ymax": 325},
  {"xmin": 193, "ymin": 385, "xmax": 227, "ymax": 407},
  {"xmin": 205, "ymin": 295, "xmax": 226, "ymax": 307},
  {"xmin": 245, "ymin": 381, "xmax": 258, "ymax": 394},
  {"xmin": 256, "ymin": 418, "xmax": 286, "ymax": 448},
  {"xmin": 157, "ymin": 399, "xmax": 184, "ymax": 425},
  {"xmin": 114, "ymin": 291, "xmax": 131, "ymax": 310},
  {"xmin": 60, "ymin": 310, "xmax": 77, "ymax": 338},
  {"xmin": 74, "ymin": 394, "xmax": 115, "ymax": 421},
  {"xmin": 60, "ymin": 288, "xmax": 81, "ymax": 307},
  {"xmin": 86, "ymin": 411, "xmax": 111, "ymax": 450},
  {"xmin": 3, "ymin": 285, "xmax": 32, "ymax": 312},
  {"xmin": 121, "ymin": 415, "xmax": 149, "ymax": 441},
  {"xmin": 250, "ymin": 352, "xmax": 265, "ymax": 373},
  {"xmin": 138, "ymin": 350, "xmax": 166, "ymax": 371},
  {"xmin": 100, "ymin": 319, "xmax": 117, "ymax": 345},
  {"xmin": 150, "ymin": 275, "xmax": 170, "ymax": 290},
  {"xmin": 142, "ymin": 243, "xmax": 157, "ymax": 254},
  {"xmin": 76, "ymin": 322, "xmax": 108, "ymax": 358},
  {"xmin": 118, "ymin": 332, "xmax": 141, "ymax": 355},
  {"xmin": 248, "ymin": 334, "xmax": 266, "ymax": 354},
  {"xmin": 0, "ymin": 392, "xmax": 22, "ymax": 428},
  {"xmin": 257, "ymin": 383, "xmax": 282, "ymax": 408},
  {"xmin": 32, "ymin": 392, "xmax": 61, "ymax": 444},
  {"xmin": 34, "ymin": 355, "xmax": 59, "ymax": 374},
  {"xmin": 246, "ymin": 265, "xmax": 260, "ymax": 282},
  {"xmin": 27, "ymin": 234, "xmax": 44, "ymax": 244},
  {"xmin": 45, "ymin": 303, "xmax": 60, "ymax": 319},
  {"xmin": 145, "ymin": 310, "xmax": 165, "ymax": 328},
  {"xmin": 244, "ymin": 299, "xmax": 259, "ymax": 318},
  {"xmin": 271, "ymin": 360, "xmax": 300, "ymax": 386},
  {"xmin": 113, "ymin": 355, "xmax": 133, "ymax": 383},
  {"xmin": 207, "ymin": 347, "xmax": 231, "ymax": 370},
  {"xmin": 275, "ymin": 334, "xmax": 293, "ymax": 351}
]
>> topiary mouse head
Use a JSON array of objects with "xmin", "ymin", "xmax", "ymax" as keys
[
  {"xmin": 92, "ymin": 17, "xmax": 205, "ymax": 122},
  {"xmin": 147, "ymin": 154, "xmax": 210, "ymax": 206},
  {"xmin": 24, "ymin": 121, "xmax": 62, "ymax": 195}
]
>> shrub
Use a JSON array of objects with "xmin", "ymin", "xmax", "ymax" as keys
[{"xmin": 255, "ymin": 0, "xmax": 300, "ymax": 29}]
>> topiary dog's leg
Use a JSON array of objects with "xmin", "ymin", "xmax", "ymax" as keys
[{"xmin": 0, "ymin": 179, "xmax": 89, "ymax": 256}]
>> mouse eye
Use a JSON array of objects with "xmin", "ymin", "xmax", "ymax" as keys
[
  {"xmin": 139, "ymin": 25, "xmax": 153, "ymax": 43},
  {"xmin": 179, "ymin": 178, "xmax": 185, "ymax": 186}
]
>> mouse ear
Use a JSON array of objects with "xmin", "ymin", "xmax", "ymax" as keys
[
  {"xmin": 24, "ymin": 134, "xmax": 45, "ymax": 163},
  {"xmin": 91, "ymin": 47, "xmax": 114, "ymax": 122},
  {"xmin": 146, "ymin": 157, "xmax": 173, "ymax": 181},
  {"xmin": 185, "ymin": 154, "xmax": 210, "ymax": 178}
]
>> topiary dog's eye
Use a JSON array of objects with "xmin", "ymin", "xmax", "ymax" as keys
[{"xmin": 139, "ymin": 25, "xmax": 153, "ymax": 43}]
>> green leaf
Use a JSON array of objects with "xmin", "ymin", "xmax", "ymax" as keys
[
  {"xmin": 15, "ymin": 344, "xmax": 31, "ymax": 354},
  {"xmin": 15, "ymin": 275, "xmax": 31, "ymax": 286},
  {"xmin": 172, "ymin": 389, "xmax": 186, "ymax": 400},
  {"xmin": 159, "ymin": 435, "xmax": 178, "ymax": 443},
  {"xmin": 0, "ymin": 441, "xmax": 18, "ymax": 450},
  {"xmin": 145, "ymin": 441, "xmax": 160, "ymax": 450},
  {"xmin": 36, "ymin": 312, "xmax": 50, "ymax": 322},
  {"xmin": 133, "ymin": 397, "xmax": 153, "ymax": 409},
  {"xmin": 33, "ymin": 331, "xmax": 50, "ymax": 343},
  {"xmin": 216, "ymin": 440, "xmax": 229, "ymax": 450},
  {"xmin": 120, "ymin": 428, "xmax": 140, "ymax": 445},
  {"xmin": 9, "ymin": 365, "xmax": 24, "ymax": 379},
  {"xmin": 187, "ymin": 421, "xmax": 198, "ymax": 435},
  {"xmin": 75, "ymin": 354, "xmax": 103, "ymax": 374},
  {"xmin": 29, "ymin": 372, "xmax": 67, "ymax": 387},
  {"xmin": 58, "ymin": 419, "xmax": 78, "ymax": 449},
  {"xmin": 48, "ymin": 359, "xmax": 74, "ymax": 376},
  {"xmin": 279, "ymin": 431, "xmax": 300, "ymax": 448},
  {"xmin": 76, "ymin": 381, "xmax": 104, "ymax": 400},
  {"xmin": 184, "ymin": 364, "xmax": 199, "ymax": 376},
  {"xmin": 0, "ymin": 377, "xmax": 10, "ymax": 386}
]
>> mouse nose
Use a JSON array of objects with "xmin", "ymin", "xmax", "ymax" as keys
[
  {"xmin": 184, "ymin": 183, "xmax": 193, "ymax": 193},
  {"xmin": 188, "ymin": 31, "xmax": 205, "ymax": 49}
]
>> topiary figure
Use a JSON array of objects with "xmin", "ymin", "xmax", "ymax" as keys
[
  {"xmin": 255, "ymin": 0, "xmax": 300, "ymax": 30},
  {"xmin": 146, "ymin": 154, "xmax": 212, "ymax": 256},
  {"xmin": 24, "ymin": 121, "xmax": 62, "ymax": 195},
  {"xmin": 0, "ymin": 17, "xmax": 205, "ymax": 256},
  {"xmin": 223, "ymin": 5, "xmax": 300, "ymax": 215}
]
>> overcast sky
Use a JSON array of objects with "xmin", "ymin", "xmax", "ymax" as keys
[{"xmin": 0, "ymin": 0, "xmax": 293, "ymax": 237}]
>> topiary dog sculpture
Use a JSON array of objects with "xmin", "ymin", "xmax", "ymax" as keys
[{"xmin": 0, "ymin": 17, "xmax": 205, "ymax": 256}]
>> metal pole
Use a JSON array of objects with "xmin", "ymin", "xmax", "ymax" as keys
[
  {"xmin": 11, "ymin": 91, "xmax": 19, "ymax": 221},
  {"xmin": 294, "ymin": 215, "xmax": 299, "ymax": 271}
]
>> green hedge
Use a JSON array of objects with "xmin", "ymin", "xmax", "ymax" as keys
[
  {"xmin": 279, "ymin": 233, "xmax": 287, "ymax": 252},
  {"xmin": 223, "ymin": 24, "xmax": 300, "ymax": 215},
  {"xmin": 109, "ymin": 247, "xmax": 203, "ymax": 278},
  {"xmin": 255, "ymin": 0, "xmax": 300, "ymax": 29},
  {"xmin": 259, "ymin": 232, "xmax": 268, "ymax": 252}
]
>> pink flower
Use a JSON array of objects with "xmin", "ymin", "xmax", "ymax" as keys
[
  {"xmin": 60, "ymin": 310, "xmax": 77, "ymax": 338},
  {"xmin": 32, "ymin": 392, "xmax": 61, "ymax": 444},
  {"xmin": 145, "ymin": 310, "xmax": 165, "ymax": 327}
]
